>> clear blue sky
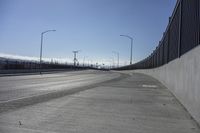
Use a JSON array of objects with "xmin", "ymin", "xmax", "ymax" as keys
[{"xmin": 0, "ymin": 0, "xmax": 176, "ymax": 65}]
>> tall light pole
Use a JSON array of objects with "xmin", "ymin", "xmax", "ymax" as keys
[
  {"xmin": 83, "ymin": 56, "xmax": 88, "ymax": 67},
  {"xmin": 107, "ymin": 59, "xmax": 113, "ymax": 69},
  {"xmin": 120, "ymin": 35, "xmax": 133, "ymax": 65},
  {"xmin": 110, "ymin": 58, "xmax": 115, "ymax": 69},
  {"xmin": 40, "ymin": 30, "xmax": 56, "ymax": 74},
  {"xmin": 112, "ymin": 51, "xmax": 119, "ymax": 68}
]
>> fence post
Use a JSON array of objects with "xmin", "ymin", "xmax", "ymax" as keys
[
  {"xmin": 167, "ymin": 17, "xmax": 171, "ymax": 63},
  {"xmin": 199, "ymin": 0, "xmax": 200, "ymax": 45},
  {"xmin": 178, "ymin": 0, "xmax": 182, "ymax": 57}
]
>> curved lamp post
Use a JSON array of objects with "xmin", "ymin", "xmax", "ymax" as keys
[
  {"xmin": 40, "ymin": 30, "xmax": 56, "ymax": 74},
  {"xmin": 120, "ymin": 35, "xmax": 133, "ymax": 65}
]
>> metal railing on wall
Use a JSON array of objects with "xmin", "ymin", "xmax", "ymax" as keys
[{"xmin": 116, "ymin": 0, "xmax": 200, "ymax": 70}]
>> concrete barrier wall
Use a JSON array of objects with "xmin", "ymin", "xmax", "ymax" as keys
[{"xmin": 133, "ymin": 45, "xmax": 200, "ymax": 124}]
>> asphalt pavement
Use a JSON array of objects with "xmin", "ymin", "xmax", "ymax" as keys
[{"xmin": 0, "ymin": 70, "xmax": 199, "ymax": 133}]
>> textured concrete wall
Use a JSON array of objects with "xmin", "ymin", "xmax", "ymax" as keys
[{"xmin": 133, "ymin": 45, "xmax": 200, "ymax": 124}]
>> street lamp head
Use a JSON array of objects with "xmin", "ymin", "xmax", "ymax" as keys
[
  {"xmin": 120, "ymin": 34, "xmax": 132, "ymax": 39},
  {"xmin": 42, "ymin": 29, "xmax": 56, "ymax": 34}
]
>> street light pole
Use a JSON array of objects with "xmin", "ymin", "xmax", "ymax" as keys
[
  {"xmin": 120, "ymin": 35, "xmax": 133, "ymax": 65},
  {"xmin": 112, "ymin": 51, "xmax": 119, "ymax": 68},
  {"xmin": 83, "ymin": 56, "xmax": 87, "ymax": 67},
  {"xmin": 40, "ymin": 30, "xmax": 56, "ymax": 74},
  {"xmin": 110, "ymin": 58, "xmax": 115, "ymax": 69}
]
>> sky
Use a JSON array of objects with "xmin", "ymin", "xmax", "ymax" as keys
[{"xmin": 0, "ymin": 0, "xmax": 176, "ymax": 66}]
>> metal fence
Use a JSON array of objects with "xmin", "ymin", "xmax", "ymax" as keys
[
  {"xmin": 117, "ymin": 0, "xmax": 200, "ymax": 70},
  {"xmin": 0, "ymin": 59, "xmax": 87, "ymax": 70}
]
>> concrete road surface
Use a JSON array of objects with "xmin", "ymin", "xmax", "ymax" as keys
[{"xmin": 0, "ymin": 70, "xmax": 199, "ymax": 133}]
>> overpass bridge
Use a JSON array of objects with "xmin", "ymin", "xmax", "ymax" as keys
[
  {"xmin": 0, "ymin": 70, "xmax": 199, "ymax": 133},
  {"xmin": 0, "ymin": 0, "xmax": 200, "ymax": 132}
]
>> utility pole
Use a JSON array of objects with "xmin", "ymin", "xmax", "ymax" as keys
[{"xmin": 72, "ymin": 51, "xmax": 79, "ymax": 66}]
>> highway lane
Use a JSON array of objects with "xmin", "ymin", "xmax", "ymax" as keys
[
  {"xmin": 0, "ymin": 70, "xmax": 120, "ymax": 103},
  {"xmin": 0, "ymin": 71, "xmax": 199, "ymax": 133}
]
